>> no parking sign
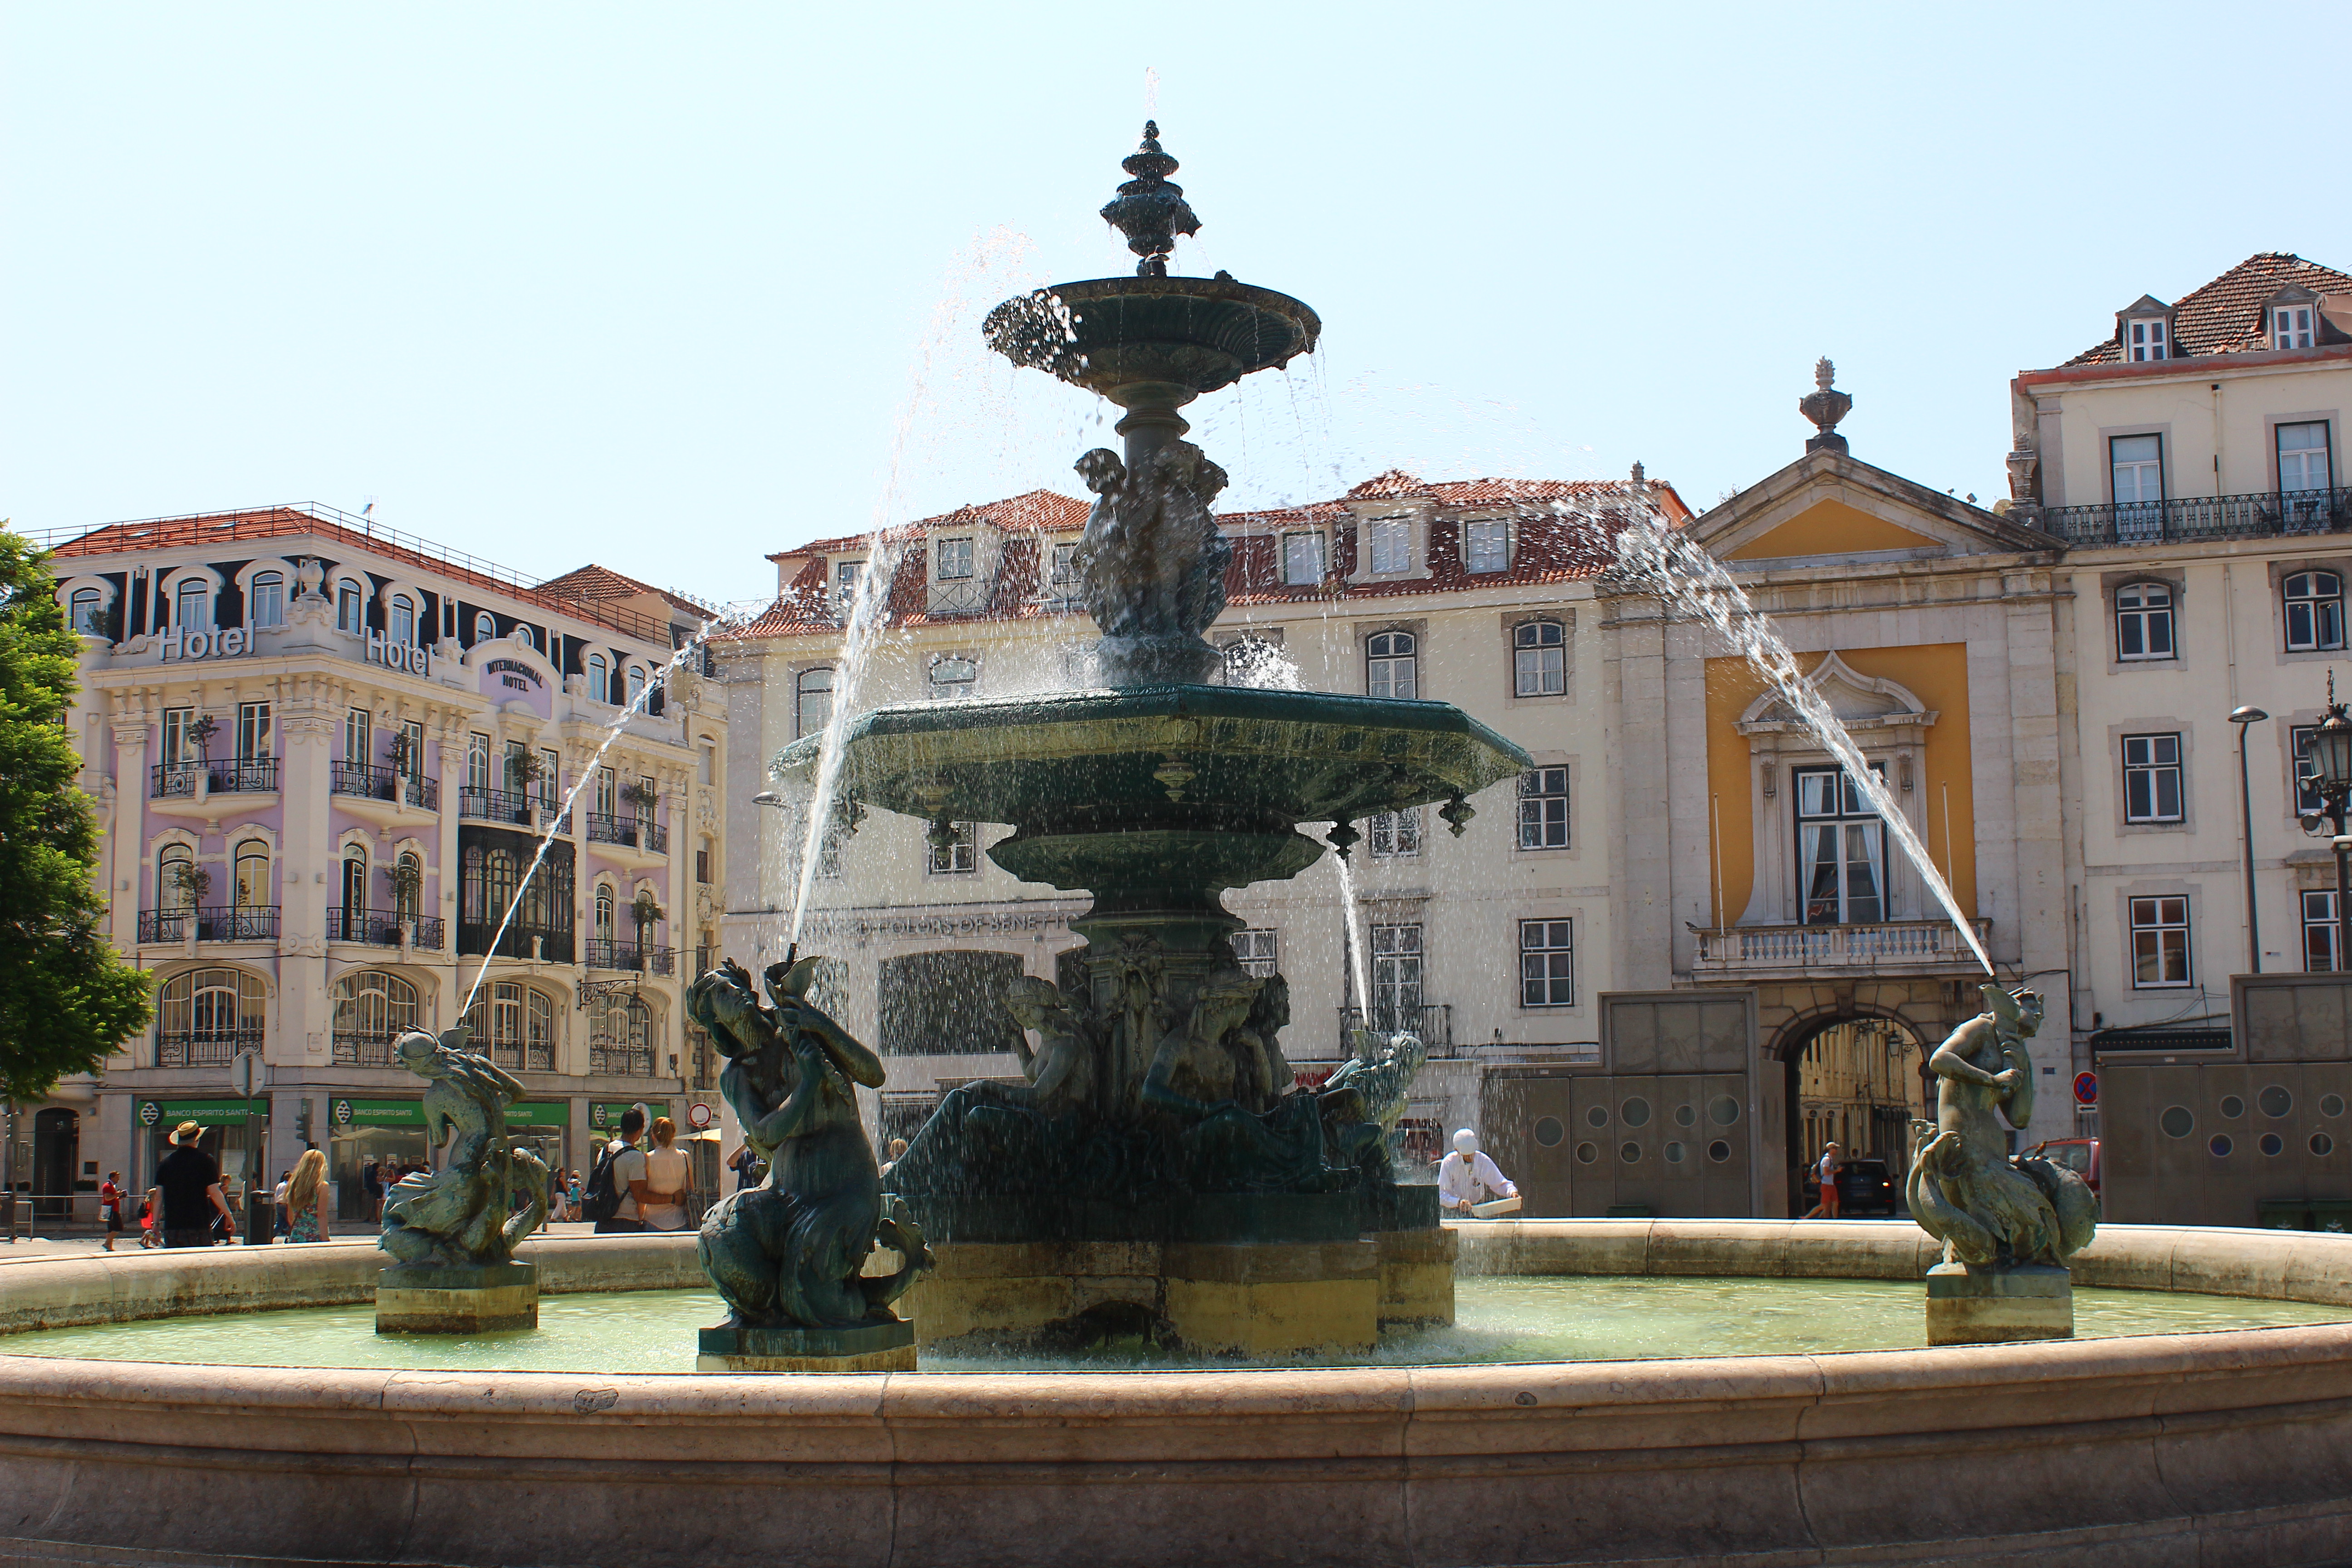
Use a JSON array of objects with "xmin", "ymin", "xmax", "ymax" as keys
[{"xmin": 2074, "ymin": 1072, "xmax": 2097, "ymax": 1107}]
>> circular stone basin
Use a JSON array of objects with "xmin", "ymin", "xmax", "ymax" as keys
[
  {"xmin": 779, "ymin": 684, "xmax": 1531, "ymax": 838},
  {"xmin": 982, "ymin": 275, "xmax": 1321, "ymax": 399},
  {"xmin": 3, "ymin": 1274, "xmax": 2337, "ymax": 1374}
]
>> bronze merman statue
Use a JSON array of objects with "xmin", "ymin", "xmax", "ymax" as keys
[
  {"xmin": 1909, "ymin": 985, "xmax": 2098, "ymax": 1269},
  {"xmin": 688, "ymin": 956, "xmax": 928, "ymax": 1330},
  {"xmin": 379, "ymin": 1027, "xmax": 548, "ymax": 1268}
]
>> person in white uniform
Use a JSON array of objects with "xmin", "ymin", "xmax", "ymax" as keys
[{"xmin": 1438, "ymin": 1127, "xmax": 1519, "ymax": 1215}]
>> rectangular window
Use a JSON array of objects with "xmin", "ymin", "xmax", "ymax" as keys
[
  {"xmin": 1370, "ymin": 923, "xmax": 1422, "ymax": 1031},
  {"xmin": 2279, "ymin": 421, "xmax": 2332, "ymax": 494},
  {"xmin": 1051, "ymin": 543, "xmax": 1078, "ymax": 585},
  {"xmin": 1519, "ymin": 919, "xmax": 1574, "ymax": 1007},
  {"xmin": 465, "ymin": 733, "xmax": 490, "ymax": 793},
  {"xmin": 1366, "ymin": 517, "xmax": 1412, "ymax": 574},
  {"xmin": 2111, "ymin": 433, "xmax": 2164, "ymax": 504},
  {"xmin": 1233, "ymin": 928, "xmax": 1279, "ymax": 979},
  {"xmin": 336, "ymin": 582, "xmax": 363, "ymax": 635},
  {"xmin": 247, "ymin": 573, "xmax": 284, "ymax": 628},
  {"xmin": 1369, "ymin": 808, "xmax": 1422, "ymax": 858},
  {"xmin": 2126, "ymin": 317, "xmax": 2168, "ymax": 362},
  {"xmin": 1795, "ymin": 765, "xmax": 1886, "ymax": 925},
  {"xmin": 538, "ymin": 748, "xmax": 560, "ymax": 809},
  {"xmin": 929, "ymin": 656, "xmax": 978, "ymax": 700},
  {"xmin": 935, "ymin": 538, "xmax": 975, "ymax": 580},
  {"xmin": 2122, "ymin": 733, "xmax": 2184, "ymax": 823},
  {"xmin": 2130, "ymin": 895, "xmax": 2191, "ymax": 987},
  {"xmin": 1282, "ymin": 532, "xmax": 1325, "ymax": 587},
  {"xmin": 2295, "ymin": 725, "xmax": 2328, "ymax": 815},
  {"xmin": 504, "ymin": 740, "xmax": 529, "ymax": 794},
  {"xmin": 2115, "ymin": 580, "xmax": 2175, "ymax": 660},
  {"xmin": 1517, "ymin": 767, "xmax": 1570, "ymax": 849},
  {"xmin": 1465, "ymin": 519, "xmax": 1509, "ymax": 574},
  {"xmin": 1513, "ymin": 619, "xmax": 1566, "ymax": 696},
  {"xmin": 344, "ymin": 707, "xmax": 371, "ymax": 767},
  {"xmin": 2285, "ymin": 572, "xmax": 2346, "ymax": 652},
  {"xmin": 2305, "ymin": 890, "xmax": 2340, "ymax": 974},
  {"xmin": 696, "ymin": 848, "xmax": 711, "ymax": 885},
  {"xmin": 236, "ymin": 702, "xmax": 271, "ymax": 762},
  {"xmin": 927, "ymin": 821, "xmax": 977, "ymax": 875},
  {"xmin": 2276, "ymin": 305, "xmax": 2317, "ymax": 350},
  {"xmin": 595, "ymin": 766, "xmax": 616, "ymax": 817},
  {"xmin": 834, "ymin": 560, "xmax": 864, "ymax": 606},
  {"xmin": 161, "ymin": 706, "xmax": 196, "ymax": 765}
]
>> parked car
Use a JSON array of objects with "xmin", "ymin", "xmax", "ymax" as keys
[
  {"xmin": 2025, "ymin": 1137, "xmax": 2100, "ymax": 1197},
  {"xmin": 1802, "ymin": 1157, "xmax": 1899, "ymax": 1217}
]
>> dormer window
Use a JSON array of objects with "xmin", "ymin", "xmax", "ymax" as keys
[
  {"xmin": 834, "ymin": 560, "xmax": 864, "ymax": 606},
  {"xmin": 2275, "ymin": 304, "xmax": 2317, "ymax": 350},
  {"xmin": 1465, "ymin": 519, "xmax": 1510, "ymax": 574},
  {"xmin": 1365, "ymin": 515, "xmax": 1413, "ymax": 575},
  {"xmin": 1051, "ymin": 542, "xmax": 1078, "ymax": 585},
  {"xmin": 1282, "ymin": 532, "xmax": 1324, "ymax": 587},
  {"xmin": 2125, "ymin": 316, "xmax": 2169, "ymax": 361},
  {"xmin": 935, "ymin": 538, "xmax": 975, "ymax": 580}
]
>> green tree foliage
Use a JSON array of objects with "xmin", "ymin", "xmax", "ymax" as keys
[{"xmin": 0, "ymin": 531, "xmax": 151, "ymax": 1100}]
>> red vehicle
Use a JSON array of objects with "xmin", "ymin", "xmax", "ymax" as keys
[{"xmin": 2025, "ymin": 1137, "xmax": 2100, "ymax": 1197}]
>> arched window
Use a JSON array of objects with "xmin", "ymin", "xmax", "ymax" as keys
[
  {"xmin": 588, "ymin": 993, "xmax": 655, "ymax": 1077},
  {"xmin": 464, "ymin": 980, "xmax": 554, "ymax": 1071},
  {"xmin": 68, "ymin": 588, "xmax": 104, "ymax": 636},
  {"xmin": 331, "ymin": 970, "xmax": 418, "ymax": 1067},
  {"xmin": 2116, "ymin": 582, "xmax": 2175, "ymax": 661},
  {"xmin": 929, "ymin": 656, "xmax": 978, "ymax": 700},
  {"xmin": 460, "ymin": 845, "xmax": 485, "ymax": 923},
  {"xmin": 393, "ymin": 850, "xmax": 422, "ymax": 921},
  {"xmin": 340, "ymin": 847, "xmax": 368, "ymax": 924},
  {"xmin": 2285, "ymin": 571, "xmax": 2345, "ymax": 652},
  {"xmin": 336, "ymin": 580, "xmax": 364, "ymax": 635},
  {"xmin": 247, "ymin": 571, "xmax": 284, "ymax": 628},
  {"xmin": 595, "ymin": 884, "xmax": 616, "ymax": 943},
  {"xmin": 1513, "ymin": 618, "xmax": 1566, "ymax": 697},
  {"xmin": 587, "ymin": 652, "xmax": 610, "ymax": 704},
  {"xmin": 389, "ymin": 594, "xmax": 415, "ymax": 647},
  {"xmin": 796, "ymin": 667, "xmax": 833, "ymax": 737},
  {"xmin": 174, "ymin": 578, "xmax": 210, "ymax": 631},
  {"xmin": 233, "ymin": 840, "xmax": 270, "ymax": 907},
  {"xmin": 514, "ymin": 624, "xmax": 536, "ymax": 652},
  {"xmin": 484, "ymin": 848, "xmax": 520, "ymax": 929},
  {"xmin": 157, "ymin": 966, "xmax": 267, "ymax": 1066},
  {"xmin": 157, "ymin": 843, "xmax": 197, "ymax": 908},
  {"xmin": 474, "ymin": 611, "xmax": 497, "ymax": 644},
  {"xmin": 626, "ymin": 665, "xmax": 647, "ymax": 709},
  {"xmin": 1367, "ymin": 631, "xmax": 1417, "ymax": 699}
]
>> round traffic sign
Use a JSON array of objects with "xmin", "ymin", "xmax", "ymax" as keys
[
  {"xmin": 2074, "ymin": 1072, "xmax": 2098, "ymax": 1107},
  {"xmin": 688, "ymin": 1102, "xmax": 713, "ymax": 1130}
]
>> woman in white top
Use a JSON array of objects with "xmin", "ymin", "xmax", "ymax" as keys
[{"xmin": 629, "ymin": 1117, "xmax": 693, "ymax": 1231}]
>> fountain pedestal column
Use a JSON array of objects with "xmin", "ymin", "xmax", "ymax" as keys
[
  {"xmin": 376, "ymin": 1261, "xmax": 538, "ymax": 1335},
  {"xmin": 695, "ymin": 1320, "xmax": 916, "ymax": 1373},
  {"xmin": 1925, "ymin": 1262, "xmax": 2074, "ymax": 1346}
]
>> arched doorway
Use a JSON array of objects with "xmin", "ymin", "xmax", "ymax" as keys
[
  {"xmin": 32, "ymin": 1108, "xmax": 79, "ymax": 1222},
  {"xmin": 1774, "ymin": 1014, "xmax": 1928, "ymax": 1215}
]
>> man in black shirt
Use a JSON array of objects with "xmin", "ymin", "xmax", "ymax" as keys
[{"xmin": 152, "ymin": 1122, "xmax": 238, "ymax": 1248}]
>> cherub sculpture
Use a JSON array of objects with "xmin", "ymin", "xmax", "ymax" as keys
[
  {"xmin": 1069, "ymin": 438, "xmax": 1233, "ymax": 685},
  {"xmin": 687, "ymin": 956, "xmax": 929, "ymax": 1330},
  {"xmin": 1909, "ymin": 985, "xmax": 2098, "ymax": 1269},
  {"xmin": 379, "ymin": 1027, "xmax": 548, "ymax": 1268}
]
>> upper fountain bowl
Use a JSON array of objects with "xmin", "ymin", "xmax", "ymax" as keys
[{"xmin": 983, "ymin": 275, "xmax": 1321, "ymax": 404}]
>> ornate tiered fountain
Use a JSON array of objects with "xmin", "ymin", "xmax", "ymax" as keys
[{"xmin": 775, "ymin": 125, "xmax": 1530, "ymax": 1355}]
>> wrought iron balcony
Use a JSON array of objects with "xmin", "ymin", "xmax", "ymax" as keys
[
  {"xmin": 1337, "ymin": 1003, "xmax": 1453, "ymax": 1056},
  {"xmin": 584, "ymin": 940, "xmax": 676, "ymax": 975},
  {"xmin": 590, "ymin": 1045, "xmax": 658, "ymax": 1078},
  {"xmin": 458, "ymin": 786, "xmax": 534, "ymax": 824},
  {"xmin": 330, "ymin": 763, "xmax": 440, "ymax": 810},
  {"xmin": 327, "ymin": 908, "xmax": 446, "ymax": 949},
  {"xmin": 490, "ymin": 1042, "xmax": 555, "ymax": 1073},
  {"xmin": 157, "ymin": 1028, "xmax": 264, "ymax": 1068},
  {"xmin": 2046, "ymin": 486, "xmax": 2352, "ymax": 548},
  {"xmin": 456, "ymin": 920, "xmax": 573, "ymax": 963},
  {"xmin": 331, "ymin": 1030, "xmax": 400, "ymax": 1068},
  {"xmin": 585, "ymin": 813, "xmax": 667, "ymax": 853},
  {"xmin": 137, "ymin": 905, "xmax": 279, "ymax": 943},
  {"xmin": 1692, "ymin": 919, "xmax": 1991, "ymax": 975},
  {"xmin": 150, "ymin": 759, "xmax": 278, "ymax": 799}
]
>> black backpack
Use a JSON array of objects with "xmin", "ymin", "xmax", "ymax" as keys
[{"xmin": 581, "ymin": 1142, "xmax": 625, "ymax": 1223}]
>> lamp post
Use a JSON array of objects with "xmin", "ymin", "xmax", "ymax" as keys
[
  {"xmin": 2230, "ymin": 706, "xmax": 2269, "ymax": 973},
  {"xmin": 2308, "ymin": 680, "xmax": 2352, "ymax": 972}
]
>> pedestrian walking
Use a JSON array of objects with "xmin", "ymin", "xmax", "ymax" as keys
[
  {"xmin": 152, "ymin": 1122, "xmax": 240, "ymax": 1248},
  {"xmin": 283, "ymin": 1148, "xmax": 331, "ymax": 1242},
  {"xmin": 99, "ymin": 1171, "xmax": 124, "ymax": 1251}
]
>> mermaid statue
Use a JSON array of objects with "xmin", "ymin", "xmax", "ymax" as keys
[
  {"xmin": 379, "ymin": 1027, "xmax": 548, "ymax": 1268},
  {"xmin": 1909, "ymin": 985, "xmax": 2098, "ymax": 1269},
  {"xmin": 687, "ymin": 956, "xmax": 930, "ymax": 1331}
]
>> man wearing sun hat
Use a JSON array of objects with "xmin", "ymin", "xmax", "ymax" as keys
[{"xmin": 151, "ymin": 1120, "xmax": 239, "ymax": 1249}]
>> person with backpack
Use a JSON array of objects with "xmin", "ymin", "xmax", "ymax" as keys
[{"xmin": 585, "ymin": 1108, "xmax": 647, "ymax": 1233}]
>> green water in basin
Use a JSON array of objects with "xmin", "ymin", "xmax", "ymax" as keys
[{"xmin": 5, "ymin": 1276, "xmax": 2343, "ymax": 1373}]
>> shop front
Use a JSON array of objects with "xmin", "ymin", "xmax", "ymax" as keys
[
  {"xmin": 505, "ymin": 1102, "xmax": 572, "ymax": 1197},
  {"xmin": 588, "ymin": 1100, "xmax": 668, "ymax": 1147},
  {"xmin": 136, "ymin": 1098, "xmax": 270, "ymax": 1206},
  {"xmin": 327, "ymin": 1098, "xmax": 424, "ymax": 1223}
]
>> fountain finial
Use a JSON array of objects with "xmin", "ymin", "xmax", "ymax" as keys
[
  {"xmin": 1800, "ymin": 356, "xmax": 1853, "ymax": 454},
  {"xmin": 1101, "ymin": 121, "xmax": 1199, "ymax": 278}
]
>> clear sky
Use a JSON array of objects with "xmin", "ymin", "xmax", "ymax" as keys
[{"xmin": 5, "ymin": 3, "xmax": 2347, "ymax": 604}]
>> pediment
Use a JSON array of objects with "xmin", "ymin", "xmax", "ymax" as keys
[
  {"xmin": 1737, "ymin": 652, "xmax": 1936, "ymax": 733},
  {"xmin": 1687, "ymin": 448, "xmax": 2056, "ymax": 565}
]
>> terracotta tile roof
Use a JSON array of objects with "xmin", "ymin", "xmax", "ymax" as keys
[
  {"xmin": 535, "ymin": 562, "xmax": 716, "ymax": 620},
  {"xmin": 2063, "ymin": 252, "xmax": 2352, "ymax": 366},
  {"xmin": 773, "ymin": 490, "xmax": 1093, "ymax": 561}
]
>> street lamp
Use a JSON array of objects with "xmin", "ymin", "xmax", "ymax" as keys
[
  {"xmin": 2230, "ymin": 705, "xmax": 2269, "ymax": 973},
  {"xmin": 2308, "ymin": 678, "xmax": 2352, "ymax": 972}
]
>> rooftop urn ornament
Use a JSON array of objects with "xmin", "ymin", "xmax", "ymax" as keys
[
  {"xmin": 1100, "ymin": 121, "xmax": 1199, "ymax": 277},
  {"xmin": 1801, "ymin": 357, "xmax": 1852, "ymax": 454}
]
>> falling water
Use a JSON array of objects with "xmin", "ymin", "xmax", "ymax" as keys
[
  {"xmin": 1330, "ymin": 838, "xmax": 1372, "ymax": 1030},
  {"xmin": 783, "ymin": 531, "xmax": 902, "ymax": 951},
  {"xmin": 1611, "ymin": 506, "xmax": 1993, "ymax": 976},
  {"xmin": 460, "ymin": 616, "xmax": 745, "ymax": 1019}
]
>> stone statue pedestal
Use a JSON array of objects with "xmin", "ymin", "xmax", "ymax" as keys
[
  {"xmin": 1925, "ymin": 1261, "xmax": 2073, "ymax": 1346},
  {"xmin": 696, "ymin": 1318, "xmax": 916, "ymax": 1373},
  {"xmin": 375, "ymin": 1260, "xmax": 538, "ymax": 1335}
]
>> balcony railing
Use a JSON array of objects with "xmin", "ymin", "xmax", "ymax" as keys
[
  {"xmin": 2046, "ymin": 486, "xmax": 2352, "ymax": 548},
  {"xmin": 490, "ymin": 1042, "xmax": 555, "ymax": 1073},
  {"xmin": 150, "ymin": 760, "xmax": 278, "ymax": 799},
  {"xmin": 1692, "ymin": 919, "xmax": 1992, "ymax": 973},
  {"xmin": 158, "ymin": 1028, "xmax": 264, "ymax": 1068},
  {"xmin": 456, "ymin": 920, "xmax": 573, "ymax": 963},
  {"xmin": 590, "ymin": 1046, "xmax": 658, "ymax": 1078},
  {"xmin": 1337, "ymin": 1003, "xmax": 1453, "ymax": 1057},
  {"xmin": 458, "ymin": 786, "xmax": 534, "ymax": 824},
  {"xmin": 326, "ymin": 908, "xmax": 445, "ymax": 949},
  {"xmin": 585, "ymin": 813, "xmax": 667, "ymax": 853},
  {"xmin": 2088, "ymin": 1026, "xmax": 2233, "ymax": 1054},
  {"xmin": 137, "ymin": 905, "xmax": 280, "ymax": 943},
  {"xmin": 332, "ymin": 1031, "xmax": 400, "ymax": 1068},
  {"xmin": 925, "ymin": 578, "xmax": 995, "ymax": 617},
  {"xmin": 330, "ymin": 763, "xmax": 440, "ymax": 810},
  {"xmin": 585, "ymin": 940, "xmax": 676, "ymax": 975}
]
